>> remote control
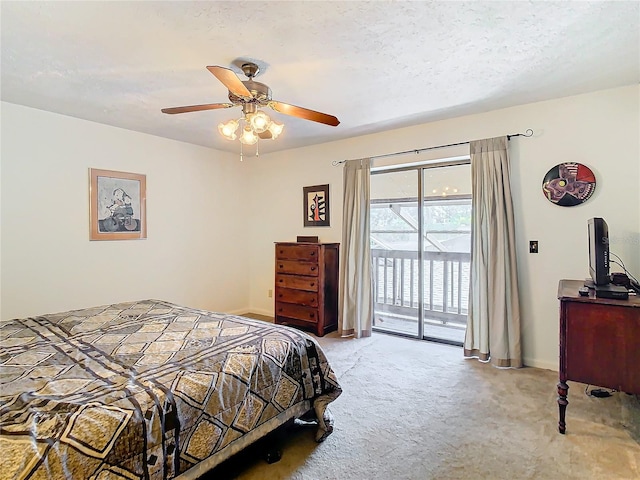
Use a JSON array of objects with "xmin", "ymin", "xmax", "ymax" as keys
[{"xmin": 578, "ymin": 286, "xmax": 590, "ymax": 296}]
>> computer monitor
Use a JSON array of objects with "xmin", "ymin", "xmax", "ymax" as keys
[{"xmin": 588, "ymin": 217, "xmax": 610, "ymax": 286}]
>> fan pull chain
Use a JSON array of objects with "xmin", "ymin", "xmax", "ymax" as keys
[
  {"xmin": 240, "ymin": 140, "xmax": 244, "ymax": 162},
  {"xmin": 256, "ymin": 140, "xmax": 259, "ymax": 157}
]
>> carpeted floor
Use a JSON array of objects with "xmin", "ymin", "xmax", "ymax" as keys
[{"xmin": 201, "ymin": 321, "xmax": 640, "ymax": 480}]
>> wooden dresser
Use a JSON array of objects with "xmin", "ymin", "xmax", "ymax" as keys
[
  {"xmin": 557, "ymin": 279, "xmax": 640, "ymax": 434},
  {"xmin": 274, "ymin": 242, "xmax": 339, "ymax": 336}
]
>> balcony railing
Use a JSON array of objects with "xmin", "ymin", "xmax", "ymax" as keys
[{"xmin": 371, "ymin": 248, "xmax": 470, "ymax": 327}]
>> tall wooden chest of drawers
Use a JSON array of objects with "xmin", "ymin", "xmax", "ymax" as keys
[{"xmin": 274, "ymin": 242, "xmax": 339, "ymax": 337}]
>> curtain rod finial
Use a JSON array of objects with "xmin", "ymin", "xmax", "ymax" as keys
[{"xmin": 508, "ymin": 129, "xmax": 534, "ymax": 140}]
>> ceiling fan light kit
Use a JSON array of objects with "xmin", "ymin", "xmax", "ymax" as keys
[
  {"xmin": 239, "ymin": 125, "xmax": 259, "ymax": 146},
  {"xmin": 218, "ymin": 119, "xmax": 239, "ymax": 140},
  {"xmin": 248, "ymin": 110, "xmax": 272, "ymax": 133},
  {"xmin": 162, "ymin": 61, "xmax": 339, "ymax": 160}
]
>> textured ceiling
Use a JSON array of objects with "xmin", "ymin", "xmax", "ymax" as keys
[{"xmin": 1, "ymin": 1, "xmax": 638, "ymax": 155}]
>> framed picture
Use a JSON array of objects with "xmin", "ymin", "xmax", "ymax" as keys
[
  {"xmin": 303, "ymin": 184, "xmax": 330, "ymax": 227},
  {"xmin": 89, "ymin": 168, "xmax": 147, "ymax": 240}
]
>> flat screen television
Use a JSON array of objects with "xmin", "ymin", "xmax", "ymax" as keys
[{"xmin": 588, "ymin": 217, "xmax": 610, "ymax": 286}]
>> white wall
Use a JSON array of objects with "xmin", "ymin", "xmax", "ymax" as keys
[
  {"xmin": 2, "ymin": 85, "xmax": 638, "ymax": 370},
  {"xmin": 248, "ymin": 85, "xmax": 640, "ymax": 370},
  {"xmin": 1, "ymin": 102, "xmax": 251, "ymax": 319}
]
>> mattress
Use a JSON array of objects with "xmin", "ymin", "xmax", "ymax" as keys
[{"xmin": 0, "ymin": 300, "xmax": 342, "ymax": 479}]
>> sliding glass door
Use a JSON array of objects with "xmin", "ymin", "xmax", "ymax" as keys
[
  {"xmin": 370, "ymin": 170, "xmax": 420, "ymax": 336},
  {"xmin": 421, "ymin": 175, "xmax": 471, "ymax": 344},
  {"xmin": 371, "ymin": 161, "xmax": 471, "ymax": 345}
]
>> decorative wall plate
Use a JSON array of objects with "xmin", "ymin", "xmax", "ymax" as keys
[{"xmin": 542, "ymin": 162, "xmax": 596, "ymax": 206}]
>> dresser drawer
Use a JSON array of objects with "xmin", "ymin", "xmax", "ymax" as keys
[
  {"xmin": 276, "ymin": 303, "xmax": 318, "ymax": 324},
  {"xmin": 276, "ymin": 260, "xmax": 319, "ymax": 276},
  {"xmin": 276, "ymin": 244, "xmax": 319, "ymax": 262},
  {"xmin": 276, "ymin": 288, "xmax": 318, "ymax": 307},
  {"xmin": 276, "ymin": 274, "xmax": 319, "ymax": 292}
]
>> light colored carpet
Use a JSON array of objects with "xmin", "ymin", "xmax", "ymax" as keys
[{"xmin": 202, "ymin": 322, "xmax": 640, "ymax": 480}]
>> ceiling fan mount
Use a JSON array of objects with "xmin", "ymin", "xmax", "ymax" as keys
[
  {"xmin": 161, "ymin": 61, "xmax": 340, "ymax": 127},
  {"xmin": 240, "ymin": 62, "xmax": 260, "ymax": 79}
]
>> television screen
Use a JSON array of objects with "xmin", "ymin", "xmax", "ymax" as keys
[{"xmin": 588, "ymin": 217, "xmax": 610, "ymax": 286}]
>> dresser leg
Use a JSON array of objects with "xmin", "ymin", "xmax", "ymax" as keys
[{"xmin": 557, "ymin": 381, "xmax": 568, "ymax": 434}]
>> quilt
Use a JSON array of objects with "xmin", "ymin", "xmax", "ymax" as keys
[{"xmin": 0, "ymin": 300, "xmax": 341, "ymax": 479}]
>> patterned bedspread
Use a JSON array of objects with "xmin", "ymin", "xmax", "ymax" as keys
[{"xmin": 0, "ymin": 300, "xmax": 341, "ymax": 480}]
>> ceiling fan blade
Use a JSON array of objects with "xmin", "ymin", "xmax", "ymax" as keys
[
  {"xmin": 270, "ymin": 101, "xmax": 340, "ymax": 126},
  {"xmin": 161, "ymin": 103, "xmax": 234, "ymax": 114},
  {"xmin": 207, "ymin": 66, "xmax": 252, "ymax": 99}
]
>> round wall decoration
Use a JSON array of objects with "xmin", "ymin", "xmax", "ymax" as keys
[{"xmin": 542, "ymin": 162, "xmax": 596, "ymax": 207}]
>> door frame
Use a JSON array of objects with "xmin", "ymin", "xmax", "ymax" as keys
[{"xmin": 370, "ymin": 157, "xmax": 471, "ymax": 345}]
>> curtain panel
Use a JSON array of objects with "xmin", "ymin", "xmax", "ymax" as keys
[
  {"xmin": 339, "ymin": 158, "xmax": 373, "ymax": 338},
  {"xmin": 464, "ymin": 137, "xmax": 522, "ymax": 367}
]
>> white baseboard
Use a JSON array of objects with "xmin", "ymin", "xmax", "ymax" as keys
[
  {"xmin": 225, "ymin": 307, "xmax": 273, "ymax": 317},
  {"xmin": 523, "ymin": 357, "xmax": 558, "ymax": 372},
  {"xmin": 245, "ymin": 307, "xmax": 273, "ymax": 317}
]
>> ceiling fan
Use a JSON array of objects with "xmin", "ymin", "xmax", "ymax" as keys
[{"xmin": 161, "ymin": 62, "xmax": 340, "ymax": 142}]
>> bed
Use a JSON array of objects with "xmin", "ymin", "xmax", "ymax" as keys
[{"xmin": 0, "ymin": 300, "xmax": 342, "ymax": 480}]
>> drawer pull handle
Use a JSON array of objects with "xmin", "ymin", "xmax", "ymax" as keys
[
  {"xmin": 279, "ymin": 279, "xmax": 283, "ymax": 283},
  {"xmin": 278, "ymin": 308, "xmax": 283, "ymax": 312},
  {"xmin": 278, "ymin": 294, "xmax": 283, "ymax": 298},
  {"xmin": 309, "ymin": 313, "xmax": 315, "ymax": 318},
  {"xmin": 310, "ymin": 283, "xmax": 315, "ymax": 287},
  {"xmin": 310, "ymin": 252, "xmax": 315, "ymax": 256},
  {"xmin": 310, "ymin": 266, "xmax": 316, "ymax": 271},
  {"xmin": 279, "ymin": 264, "xmax": 284, "ymax": 268},
  {"xmin": 279, "ymin": 250, "xmax": 283, "ymax": 254}
]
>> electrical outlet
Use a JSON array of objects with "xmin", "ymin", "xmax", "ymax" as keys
[
  {"xmin": 529, "ymin": 240, "xmax": 539, "ymax": 253},
  {"xmin": 268, "ymin": 289, "xmax": 273, "ymax": 298}
]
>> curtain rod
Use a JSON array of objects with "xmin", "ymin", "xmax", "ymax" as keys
[{"xmin": 331, "ymin": 128, "xmax": 534, "ymax": 166}]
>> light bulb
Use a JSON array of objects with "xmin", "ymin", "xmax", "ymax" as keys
[
  {"xmin": 268, "ymin": 121, "xmax": 284, "ymax": 139},
  {"xmin": 239, "ymin": 126, "xmax": 258, "ymax": 145},
  {"xmin": 247, "ymin": 110, "xmax": 272, "ymax": 133},
  {"xmin": 218, "ymin": 120, "xmax": 239, "ymax": 140}
]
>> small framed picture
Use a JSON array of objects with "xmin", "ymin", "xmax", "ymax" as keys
[
  {"xmin": 89, "ymin": 168, "xmax": 147, "ymax": 240},
  {"xmin": 303, "ymin": 184, "xmax": 330, "ymax": 227}
]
